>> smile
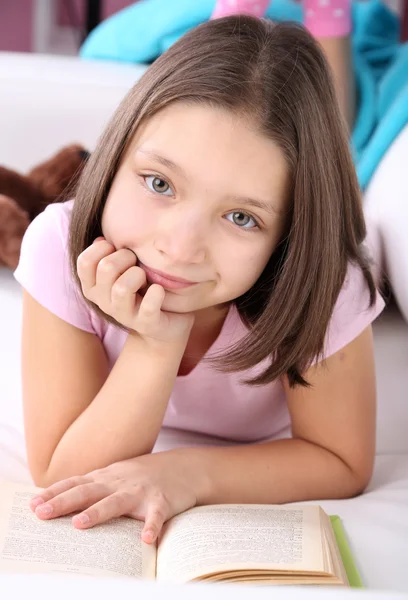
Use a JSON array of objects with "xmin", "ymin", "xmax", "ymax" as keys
[{"xmin": 138, "ymin": 262, "xmax": 198, "ymax": 290}]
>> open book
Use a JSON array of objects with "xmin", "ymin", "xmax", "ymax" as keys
[{"xmin": 0, "ymin": 482, "xmax": 355, "ymax": 586}]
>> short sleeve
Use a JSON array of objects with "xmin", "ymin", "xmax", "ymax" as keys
[
  {"xmin": 319, "ymin": 262, "xmax": 385, "ymax": 362},
  {"xmin": 13, "ymin": 201, "xmax": 95, "ymax": 334}
]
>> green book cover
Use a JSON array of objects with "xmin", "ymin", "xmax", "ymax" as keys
[{"xmin": 330, "ymin": 515, "xmax": 363, "ymax": 588}]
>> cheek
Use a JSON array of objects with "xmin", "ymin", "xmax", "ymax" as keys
[
  {"xmin": 232, "ymin": 224, "xmax": 284, "ymax": 290},
  {"xmin": 222, "ymin": 244, "xmax": 272, "ymax": 292},
  {"xmin": 102, "ymin": 180, "xmax": 156, "ymax": 248}
]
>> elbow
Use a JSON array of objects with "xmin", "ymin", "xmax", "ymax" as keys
[
  {"xmin": 321, "ymin": 469, "xmax": 372, "ymax": 502},
  {"xmin": 340, "ymin": 477, "xmax": 369, "ymax": 500},
  {"xmin": 30, "ymin": 465, "xmax": 58, "ymax": 489},
  {"xmin": 344, "ymin": 468, "xmax": 373, "ymax": 498},
  {"xmin": 346, "ymin": 447, "xmax": 376, "ymax": 498},
  {"xmin": 30, "ymin": 449, "xmax": 155, "ymax": 490},
  {"xmin": 31, "ymin": 471, "xmax": 50, "ymax": 489},
  {"xmin": 29, "ymin": 457, "xmax": 65, "ymax": 489},
  {"xmin": 32, "ymin": 467, "xmax": 81, "ymax": 489},
  {"xmin": 316, "ymin": 443, "xmax": 375, "ymax": 500},
  {"xmin": 333, "ymin": 457, "xmax": 374, "ymax": 500},
  {"xmin": 27, "ymin": 446, "xmax": 66, "ymax": 488},
  {"xmin": 27, "ymin": 457, "xmax": 49, "ymax": 488}
]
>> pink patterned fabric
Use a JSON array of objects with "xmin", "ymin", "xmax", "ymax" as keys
[
  {"xmin": 211, "ymin": 0, "xmax": 352, "ymax": 38},
  {"xmin": 211, "ymin": 0, "xmax": 270, "ymax": 18},
  {"xmin": 304, "ymin": 0, "xmax": 351, "ymax": 38}
]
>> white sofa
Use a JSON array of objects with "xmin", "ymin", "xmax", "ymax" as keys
[{"xmin": 0, "ymin": 52, "xmax": 407, "ymax": 594}]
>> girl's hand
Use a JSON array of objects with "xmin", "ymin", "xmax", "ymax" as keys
[
  {"xmin": 29, "ymin": 451, "xmax": 203, "ymax": 544},
  {"xmin": 77, "ymin": 237, "xmax": 194, "ymax": 344}
]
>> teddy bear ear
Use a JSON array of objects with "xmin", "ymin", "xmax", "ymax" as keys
[
  {"xmin": 78, "ymin": 150, "xmax": 91, "ymax": 161},
  {"xmin": 27, "ymin": 145, "xmax": 90, "ymax": 204},
  {"xmin": 0, "ymin": 194, "xmax": 30, "ymax": 270},
  {"xmin": 0, "ymin": 165, "xmax": 45, "ymax": 221}
]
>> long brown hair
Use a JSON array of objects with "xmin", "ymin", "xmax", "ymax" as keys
[{"xmin": 69, "ymin": 16, "xmax": 376, "ymax": 387}]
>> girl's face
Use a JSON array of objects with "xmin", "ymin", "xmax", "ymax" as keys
[{"xmin": 102, "ymin": 103, "xmax": 289, "ymax": 314}]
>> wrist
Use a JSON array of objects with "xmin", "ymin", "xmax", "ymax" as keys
[
  {"xmin": 127, "ymin": 328, "xmax": 189, "ymax": 359},
  {"xmin": 170, "ymin": 447, "xmax": 215, "ymax": 506}
]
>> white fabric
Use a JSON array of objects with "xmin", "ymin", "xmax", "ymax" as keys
[
  {"xmin": 0, "ymin": 574, "xmax": 406, "ymax": 600},
  {"xmin": 364, "ymin": 125, "xmax": 408, "ymax": 322},
  {"xmin": 0, "ymin": 52, "xmax": 146, "ymax": 172},
  {"xmin": 0, "ymin": 52, "xmax": 407, "ymax": 593}
]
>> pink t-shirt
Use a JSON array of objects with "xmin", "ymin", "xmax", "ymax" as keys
[{"xmin": 14, "ymin": 200, "xmax": 384, "ymax": 443}]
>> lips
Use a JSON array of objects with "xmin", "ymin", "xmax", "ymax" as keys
[{"xmin": 138, "ymin": 262, "xmax": 198, "ymax": 290}]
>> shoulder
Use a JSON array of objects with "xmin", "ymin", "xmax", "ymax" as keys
[
  {"xmin": 16, "ymin": 199, "xmax": 74, "ymax": 252},
  {"xmin": 321, "ymin": 261, "xmax": 385, "ymax": 361},
  {"xmin": 14, "ymin": 200, "xmax": 97, "ymax": 334}
]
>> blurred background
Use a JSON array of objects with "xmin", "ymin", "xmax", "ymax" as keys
[
  {"xmin": 0, "ymin": 3, "xmax": 407, "ymax": 593},
  {"xmin": 0, "ymin": 0, "xmax": 406, "ymax": 56},
  {"xmin": 0, "ymin": 1, "xmax": 137, "ymax": 55}
]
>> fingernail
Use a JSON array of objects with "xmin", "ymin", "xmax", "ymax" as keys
[
  {"xmin": 36, "ymin": 503, "xmax": 53, "ymax": 516},
  {"xmin": 93, "ymin": 236, "xmax": 104, "ymax": 244},
  {"xmin": 143, "ymin": 530, "xmax": 155, "ymax": 544},
  {"xmin": 30, "ymin": 496, "xmax": 45, "ymax": 510},
  {"xmin": 73, "ymin": 513, "xmax": 90, "ymax": 526}
]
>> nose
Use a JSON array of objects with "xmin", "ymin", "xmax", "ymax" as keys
[{"xmin": 154, "ymin": 209, "xmax": 207, "ymax": 265}]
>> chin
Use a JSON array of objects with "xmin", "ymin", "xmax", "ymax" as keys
[{"xmin": 160, "ymin": 292, "xmax": 205, "ymax": 314}]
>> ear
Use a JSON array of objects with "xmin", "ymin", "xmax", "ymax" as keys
[{"xmin": 0, "ymin": 194, "xmax": 30, "ymax": 270}]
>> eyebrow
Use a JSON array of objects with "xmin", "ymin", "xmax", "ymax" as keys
[
  {"xmin": 135, "ymin": 147, "xmax": 280, "ymax": 217},
  {"xmin": 232, "ymin": 196, "xmax": 279, "ymax": 217},
  {"xmin": 136, "ymin": 148, "xmax": 187, "ymax": 178}
]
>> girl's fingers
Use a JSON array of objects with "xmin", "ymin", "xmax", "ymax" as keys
[
  {"xmin": 77, "ymin": 238, "xmax": 115, "ymax": 293},
  {"xmin": 137, "ymin": 284, "xmax": 165, "ymax": 325},
  {"xmin": 72, "ymin": 491, "xmax": 138, "ymax": 530},
  {"xmin": 95, "ymin": 249, "xmax": 138, "ymax": 308},
  {"xmin": 110, "ymin": 265, "xmax": 147, "ymax": 316},
  {"xmin": 141, "ymin": 504, "xmax": 167, "ymax": 544},
  {"xmin": 34, "ymin": 483, "xmax": 108, "ymax": 521},
  {"xmin": 29, "ymin": 476, "xmax": 90, "ymax": 511}
]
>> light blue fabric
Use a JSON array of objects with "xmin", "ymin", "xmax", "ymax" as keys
[
  {"xmin": 80, "ymin": 0, "xmax": 217, "ymax": 64},
  {"xmin": 80, "ymin": 0, "xmax": 408, "ymax": 189},
  {"xmin": 357, "ymin": 43, "xmax": 408, "ymax": 188}
]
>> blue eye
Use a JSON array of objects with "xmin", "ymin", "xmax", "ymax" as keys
[
  {"xmin": 225, "ymin": 211, "xmax": 258, "ymax": 230},
  {"xmin": 144, "ymin": 175, "xmax": 173, "ymax": 196}
]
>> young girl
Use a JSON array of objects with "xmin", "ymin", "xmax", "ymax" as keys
[
  {"xmin": 211, "ymin": 0, "xmax": 355, "ymax": 128},
  {"xmin": 15, "ymin": 16, "xmax": 384, "ymax": 545}
]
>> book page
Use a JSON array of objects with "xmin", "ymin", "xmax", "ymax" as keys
[
  {"xmin": 321, "ymin": 511, "xmax": 348, "ymax": 585},
  {"xmin": 157, "ymin": 504, "xmax": 327, "ymax": 583},
  {"xmin": 0, "ymin": 483, "xmax": 156, "ymax": 580}
]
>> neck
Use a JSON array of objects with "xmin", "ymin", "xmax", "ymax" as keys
[
  {"xmin": 192, "ymin": 303, "xmax": 230, "ymax": 332},
  {"xmin": 180, "ymin": 303, "xmax": 231, "ymax": 374}
]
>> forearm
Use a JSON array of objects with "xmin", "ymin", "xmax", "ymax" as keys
[
  {"xmin": 185, "ymin": 438, "xmax": 370, "ymax": 506},
  {"xmin": 43, "ymin": 334, "xmax": 185, "ymax": 485}
]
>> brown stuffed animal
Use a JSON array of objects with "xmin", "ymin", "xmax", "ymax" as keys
[{"xmin": 0, "ymin": 145, "xmax": 89, "ymax": 270}]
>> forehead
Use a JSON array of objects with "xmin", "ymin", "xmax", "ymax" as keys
[
  {"xmin": 126, "ymin": 103, "xmax": 290, "ymax": 214},
  {"xmin": 130, "ymin": 103, "xmax": 289, "ymax": 202}
]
